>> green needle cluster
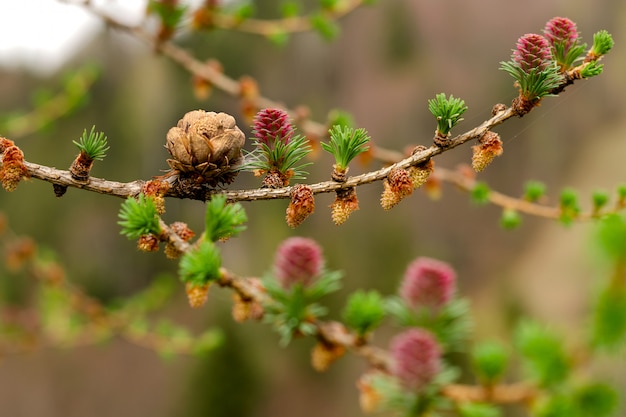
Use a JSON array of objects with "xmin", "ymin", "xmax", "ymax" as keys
[
  {"xmin": 322, "ymin": 125, "xmax": 370, "ymax": 170},
  {"xmin": 428, "ymin": 93, "xmax": 468, "ymax": 137},
  {"xmin": 73, "ymin": 125, "xmax": 109, "ymax": 161},
  {"xmin": 118, "ymin": 194, "xmax": 162, "ymax": 239}
]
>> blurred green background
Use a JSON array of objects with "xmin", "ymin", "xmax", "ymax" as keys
[{"xmin": 1, "ymin": 0, "xmax": 626, "ymax": 416}]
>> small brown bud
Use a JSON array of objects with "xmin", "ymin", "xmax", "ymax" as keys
[
  {"xmin": 492, "ymin": 103, "xmax": 507, "ymax": 116},
  {"xmin": 231, "ymin": 293, "xmax": 264, "ymax": 322},
  {"xmin": 137, "ymin": 234, "xmax": 160, "ymax": 252},
  {"xmin": 512, "ymin": 95, "xmax": 539, "ymax": 116},
  {"xmin": 380, "ymin": 168, "xmax": 413, "ymax": 210},
  {"xmin": 262, "ymin": 169, "xmax": 292, "ymax": 188},
  {"xmin": 286, "ymin": 184, "xmax": 315, "ymax": 228},
  {"xmin": 472, "ymin": 131, "xmax": 503, "ymax": 172},
  {"xmin": 185, "ymin": 282, "xmax": 210, "ymax": 308},
  {"xmin": 433, "ymin": 131, "xmax": 451, "ymax": 147},
  {"xmin": 164, "ymin": 222, "xmax": 195, "ymax": 259},
  {"xmin": 311, "ymin": 341, "xmax": 346, "ymax": 372},
  {"xmin": 142, "ymin": 180, "xmax": 170, "ymax": 214},
  {"xmin": 331, "ymin": 165, "xmax": 348, "ymax": 183},
  {"xmin": 53, "ymin": 184, "xmax": 68, "ymax": 197},
  {"xmin": 69, "ymin": 152, "xmax": 93, "ymax": 182},
  {"xmin": 330, "ymin": 187, "xmax": 359, "ymax": 225}
]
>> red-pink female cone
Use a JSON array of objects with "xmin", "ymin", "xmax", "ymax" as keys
[
  {"xmin": 274, "ymin": 237, "xmax": 324, "ymax": 289},
  {"xmin": 399, "ymin": 257, "xmax": 456, "ymax": 310},
  {"xmin": 513, "ymin": 33, "xmax": 553, "ymax": 73},
  {"xmin": 544, "ymin": 17, "xmax": 579, "ymax": 51},
  {"xmin": 390, "ymin": 328, "xmax": 442, "ymax": 391},
  {"xmin": 253, "ymin": 108, "xmax": 294, "ymax": 146}
]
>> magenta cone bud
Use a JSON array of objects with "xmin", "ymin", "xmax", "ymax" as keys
[
  {"xmin": 400, "ymin": 257, "xmax": 456, "ymax": 310},
  {"xmin": 513, "ymin": 33, "xmax": 552, "ymax": 72},
  {"xmin": 253, "ymin": 108, "xmax": 294, "ymax": 146},
  {"xmin": 544, "ymin": 17, "xmax": 579, "ymax": 52},
  {"xmin": 274, "ymin": 237, "xmax": 323, "ymax": 289},
  {"xmin": 390, "ymin": 329, "xmax": 442, "ymax": 391}
]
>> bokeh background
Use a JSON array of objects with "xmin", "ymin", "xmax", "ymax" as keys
[{"xmin": 1, "ymin": 0, "xmax": 625, "ymax": 416}]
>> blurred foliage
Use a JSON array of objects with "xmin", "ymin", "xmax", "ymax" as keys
[{"xmin": 0, "ymin": 1, "xmax": 625, "ymax": 417}]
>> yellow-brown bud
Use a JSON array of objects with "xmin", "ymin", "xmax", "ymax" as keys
[
  {"xmin": 472, "ymin": 131, "xmax": 503, "ymax": 172},
  {"xmin": 185, "ymin": 282, "xmax": 210, "ymax": 308},
  {"xmin": 330, "ymin": 187, "xmax": 359, "ymax": 225},
  {"xmin": 311, "ymin": 341, "xmax": 346, "ymax": 372},
  {"xmin": 0, "ymin": 146, "xmax": 28, "ymax": 192},
  {"xmin": 137, "ymin": 234, "xmax": 160, "ymax": 252},
  {"xmin": 286, "ymin": 184, "xmax": 315, "ymax": 228},
  {"xmin": 380, "ymin": 168, "xmax": 413, "ymax": 210},
  {"xmin": 231, "ymin": 293, "xmax": 264, "ymax": 322}
]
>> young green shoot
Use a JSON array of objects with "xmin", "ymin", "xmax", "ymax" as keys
[
  {"xmin": 322, "ymin": 125, "xmax": 370, "ymax": 171},
  {"xmin": 73, "ymin": 125, "xmax": 109, "ymax": 161},
  {"xmin": 118, "ymin": 194, "xmax": 162, "ymax": 239},
  {"xmin": 428, "ymin": 93, "xmax": 468, "ymax": 137},
  {"xmin": 205, "ymin": 194, "xmax": 247, "ymax": 242}
]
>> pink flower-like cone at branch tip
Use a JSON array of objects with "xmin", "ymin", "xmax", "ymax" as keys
[
  {"xmin": 390, "ymin": 328, "xmax": 442, "ymax": 391},
  {"xmin": 253, "ymin": 108, "xmax": 294, "ymax": 146},
  {"xmin": 274, "ymin": 237, "xmax": 324, "ymax": 289},
  {"xmin": 400, "ymin": 257, "xmax": 456, "ymax": 310},
  {"xmin": 513, "ymin": 33, "xmax": 553, "ymax": 73},
  {"xmin": 544, "ymin": 17, "xmax": 579, "ymax": 51}
]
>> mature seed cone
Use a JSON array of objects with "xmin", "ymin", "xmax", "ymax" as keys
[
  {"xmin": 286, "ymin": 184, "xmax": 315, "ymax": 228},
  {"xmin": 311, "ymin": 341, "xmax": 346, "ymax": 372},
  {"xmin": 185, "ymin": 282, "xmax": 210, "ymax": 308},
  {"xmin": 165, "ymin": 110, "xmax": 245, "ymax": 186},
  {"xmin": 472, "ymin": 131, "xmax": 503, "ymax": 172}
]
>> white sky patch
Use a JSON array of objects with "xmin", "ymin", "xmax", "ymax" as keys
[{"xmin": 0, "ymin": 0, "xmax": 148, "ymax": 76}]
